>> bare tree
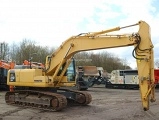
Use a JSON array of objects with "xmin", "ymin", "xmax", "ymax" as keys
[
  {"xmin": 0, "ymin": 42, "xmax": 9, "ymax": 60},
  {"xmin": 9, "ymin": 39, "xmax": 55, "ymax": 65}
]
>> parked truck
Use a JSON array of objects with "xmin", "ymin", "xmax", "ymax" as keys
[{"xmin": 105, "ymin": 69, "xmax": 159, "ymax": 89}]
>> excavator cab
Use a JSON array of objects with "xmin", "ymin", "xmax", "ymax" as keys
[
  {"xmin": 66, "ymin": 58, "xmax": 76, "ymax": 82},
  {"xmin": 56, "ymin": 58, "xmax": 76, "ymax": 82}
]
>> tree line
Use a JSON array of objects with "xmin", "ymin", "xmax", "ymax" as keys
[
  {"xmin": 0, "ymin": 40, "xmax": 55, "ymax": 64},
  {"xmin": 74, "ymin": 51, "xmax": 131, "ymax": 73},
  {"xmin": 0, "ymin": 39, "xmax": 137, "ymax": 73}
]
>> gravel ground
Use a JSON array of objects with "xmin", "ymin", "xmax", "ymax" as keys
[{"xmin": 0, "ymin": 85, "xmax": 159, "ymax": 120}]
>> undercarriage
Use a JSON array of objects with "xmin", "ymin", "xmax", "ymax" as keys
[{"xmin": 5, "ymin": 88, "xmax": 92, "ymax": 111}]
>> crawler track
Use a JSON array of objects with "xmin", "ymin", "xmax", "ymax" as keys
[
  {"xmin": 5, "ymin": 90, "xmax": 67, "ymax": 111},
  {"xmin": 5, "ymin": 89, "xmax": 92, "ymax": 111}
]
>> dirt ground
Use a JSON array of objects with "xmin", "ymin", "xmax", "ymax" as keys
[{"xmin": 1, "ymin": 85, "xmax": 159, "ymax": 120}]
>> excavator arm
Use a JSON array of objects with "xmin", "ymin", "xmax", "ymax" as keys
[{"xmin": 135, "ymin": 21, "xmax": 155, "ymax": 111}]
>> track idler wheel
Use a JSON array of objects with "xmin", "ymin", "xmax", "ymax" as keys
[
  {"xmin": 76, "ymin": 92, "xmax": 92, "ymax": 105},
  {"xmin": 76, "ymin": 93, "xmax": 86, "ymax": 104},
  {"xmin": 51, "ymin": 96, "xmax": 67, "ymax": 111}
]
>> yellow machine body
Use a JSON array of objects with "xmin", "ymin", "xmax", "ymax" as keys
[{"xmin": 7, "ymin": 69, "xmax": 75, "ymax": 87}]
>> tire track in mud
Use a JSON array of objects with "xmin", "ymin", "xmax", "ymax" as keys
[{"xmin": 0, "ymin": 107, "xmax": 24, "ymax": 118}]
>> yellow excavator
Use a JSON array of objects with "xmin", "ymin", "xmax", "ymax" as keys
[{"xmin": 5, "ymin": 20, "xmax": 155, "ymax": 111}]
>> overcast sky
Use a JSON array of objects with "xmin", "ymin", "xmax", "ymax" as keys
[{"xmin": 0, "ymin": 0, "xmax": 159, "ymax": 69}]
